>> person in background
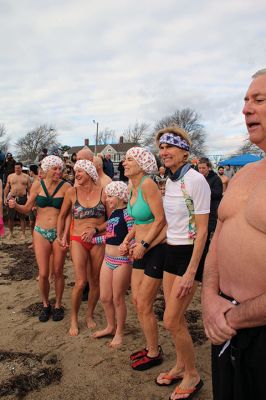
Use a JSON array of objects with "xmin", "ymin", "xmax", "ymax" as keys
[
  {"xmin": 71, "ymin": 153, "xmax": 77, "ymax": 165},
  {"xmin": 0, "ymin": 179, "xmax": 4, "ymax": 238},
  {"xmin": 198, "ymin": 157, "xmax": 223, "ymax": 241},
  {"xmin": 202, "ymin": 68, "xmax": 266, "ymax": 400},
  {"xmin": 4, "ymin": 162, "xmax": 31, "ymax": 240},
  {"xmin": 224, "ymin": 164, "xmax": 234, "ymax": 179},
  {"xmin": 93, "ymin": 156, "xmax": 112, "ymax": 187},
  {"xmin": 118, "ymin": 156, "xmax": 128, "ymax": 182},
  {"xmin": 103, "ymin": 153, "xmax": 114, "ymax": 179},
  {"xmin": 217, "ymin": 166, "xmax": 230, "ymax": 193},
  {"xmin": 1, "ymin": 153, "xmax": 16, "ymax": 187}
]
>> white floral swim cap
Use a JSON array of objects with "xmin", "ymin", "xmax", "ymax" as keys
[
  {"xmin": 41, "ymin": 155, "xmax": 64, "ymax": 173},
  {"xmin": 105, "ymin": 181, "xmax": 129, "ymax": 202},
  {"xmin": 126, "ymin": 147, "xmax": 157, "ymax": 174},
  {"xmin": 74, "ymin": 160, "xmax": 98, "ymax": 183}
]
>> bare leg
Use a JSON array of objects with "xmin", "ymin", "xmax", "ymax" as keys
[
  {"xmin": 33, "ymin": 231, "xmax": 52, "ymax": 306},
  {"xmin": 109, "ymin": 263, "xmax": 132, "ymax": 348},
  {"xmin": 131, "ymin": 269, "xmax": 162, "ymax": 356},
  {"xmin": 52, "ymin": 240, "xmax": 67, "ymax": 308},
  {"xmin": 87, "ymin": 244, "xmax": 105, "ymax": 329},
  {"xmin": 49, "ymin": 253, "xmax": 55, "ymax": 283},
  {"xmin": 163, "ymin": 274, "xmax": 200, "ymax": 398},
  {"xmin": 69, "ymin": 241, "xmax": 88, "ymax": 336},
  {"xmin": 7, "ymin": 218, "xmax": 14, "ymax": 239},
  {"xmin": 92, "ymin": 262, "xmax": 116, "ymax": 338}
]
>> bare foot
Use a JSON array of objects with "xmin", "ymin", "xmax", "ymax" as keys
[
  {"xmin": 92, "ymin": 327, "xmax": 115, "ymax": 338},
  {"xmin": 108, "ymin": 333, "xmax": 123, "ymax": 348},
  {"xmin": 36, "ymin": 275, "xmax": 40, "ymax": 281},
  {"xmin": 69, "ymin": 322, "xmax": 79, "ymax": 336},
  {"xmin": 87, "ymin": 317, "xmax": 97, "ymax": 329},
  {"xmin": 28, "ymin": 243, "xmax": 34, "ymax": 249},
  {"xmin": 20, "ymin": 233, "xmax": 26, "ymax": 240},
  {"xmin": 7, "ymin": 233, "xmax": 13, "ymax": 240},
  {"xmin": 156, "ymin": 367, "xmax": 184, "ymax": 385},
  {"xmin": 169, "ymin": 375, "xmax": 202, "ymax": 400}
]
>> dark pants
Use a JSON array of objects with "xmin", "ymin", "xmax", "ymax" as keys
[{"xmin": 212, "ymin": 326, "xmax": 266, "ymax": 400}]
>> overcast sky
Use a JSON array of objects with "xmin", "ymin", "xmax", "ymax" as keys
[{"xmin": 1, "ymin": 0, "xmax": 266, "ymax": 156}]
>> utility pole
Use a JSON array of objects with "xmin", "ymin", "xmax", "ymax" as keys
[{"xmin": 93, "ymin": 120, "xmax": 99, "ymax": 155}]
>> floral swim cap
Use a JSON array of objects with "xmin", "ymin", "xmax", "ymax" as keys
[
  {"xmin": 105, "ymin": 181, "xmax": 129, "ymax": 202},
  {"xmin": 126, "ymin": 147, "xmax": 157, "ymax": 174},
  {"xmin": 74, "ymin": 160, "xmax": 98, "ymax": 183},
  {"xmin": 41, "ymin": 155, "xmax": 64, "ymax": 173}
]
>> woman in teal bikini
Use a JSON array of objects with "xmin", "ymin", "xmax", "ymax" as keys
[
  {"xmin": 120, "ymin": 147, "xmax": 167, "ymax": 371},
  {"xmin": 9, "ymin": 155, "xmax": 71, "ymax": 322}
]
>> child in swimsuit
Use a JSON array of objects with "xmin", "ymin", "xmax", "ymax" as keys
[{"xmin": 91, "ymin": 181, "xmax": 134, "ymax": 348}]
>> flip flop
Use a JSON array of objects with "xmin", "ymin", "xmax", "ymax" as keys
[
  {"xmin": 155, "ymin": 372, "xmax": 183, "ymax": 387},
  {"xmin": 169, "ymin": 379, "xmax": 204, "ymax": 400}
]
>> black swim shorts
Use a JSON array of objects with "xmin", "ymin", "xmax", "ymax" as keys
[
  {"xmin": 133, "ymin": 243, "xmax": 166, "ymax": 279},
  {"xmin": 164, "ymin": 242, "xmax": 208, "ymax": 282},
  {"xmin": 8, "ymin": 195, "xmax": 27, "ymax": 220}
]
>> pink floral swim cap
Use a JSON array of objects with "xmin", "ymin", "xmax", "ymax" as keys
[
  {"xmin": 41, "ymin": 155, "xmax": 64, "ymax": 173},
  {"xmin": 126, "ymin": 147, "xmax": 157, "ymax": 174},
  {"xmin": 74, "ymin": 160, "xmax": 98, "ymax": 182},
  {"xmin": 105, "ymin": 181, "xmax": 129, "ymax": 202}
]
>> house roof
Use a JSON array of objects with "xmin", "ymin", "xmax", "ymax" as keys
[{"xmin": 69, "ymin": 142, "xmax": 138, "ymax": 155}]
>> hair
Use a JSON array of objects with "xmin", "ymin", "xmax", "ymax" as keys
[
  {"xmin": 30, "ymin": 164, "xmax": 38, "ymax": 175},
  {"xmin": 71, "ymin": 153, "xmax": 77, "ymax": 162},
  {"xmin": 15, "ymin": 161, "xmax": 23, "ymax": 168},
  {"xmin": 198, "ymin": 157, "xmax": 212, "ymax": 168},
  {"xmin": 252, "ymin": 68, "xmax": 266, "ymax": 79},
  {"xmin": 218, "ymin": 165, "xmax": 224, "ymax": 170},
  {"xmin": 156, "ymin": 125, "xmax": 192, "ymax": 148}
]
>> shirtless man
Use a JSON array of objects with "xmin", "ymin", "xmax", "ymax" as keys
[
  {"xmin": 93, "ymin": 156, "xmax": 112, "ymax": 187},
  {"xmin": 217, "ymin": 166, "xmax": 229, "ymax": 193},
  {"xmin": 77, "ymin": 148, "xmax": 94, "ymax": 162},
  {"xmin": 4, "ymin": 162, "xmax": 31, "ymax": 239},
  {"xmin": 202, "ymin": 68, "xmax": 266, "ymax": 400}
]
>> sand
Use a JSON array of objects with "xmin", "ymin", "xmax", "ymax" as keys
[{"xmin": 0, "ymin": 228, "xmax": 212, "ymax": 400}]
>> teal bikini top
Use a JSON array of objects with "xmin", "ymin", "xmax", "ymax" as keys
[
  {"xmin": 127, "ymin": 176, "xmax": 155, "ymax": 225},
  {"xmin": 36, "ymin": 179, "xmax": 65, "ymax": 209}
]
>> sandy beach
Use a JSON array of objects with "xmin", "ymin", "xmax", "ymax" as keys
[{"xmin": 0, "ymin": 228, "xmax": 212, "ymax": 400}]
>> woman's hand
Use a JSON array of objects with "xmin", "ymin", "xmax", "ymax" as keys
[
  {"xmin": 119, "ymin": 241, "xmax": 129, "ymax": 255},
  {"xmin": 81, "ymin": 228, "xmax": 97, "ymax": 243},
  {"xmin": 176, "ymin": 271, "xmax": 195, "ymax": 299},
  {"xmin": 131, "ymin": 242, "xmax": 145, "ymax": 260}
]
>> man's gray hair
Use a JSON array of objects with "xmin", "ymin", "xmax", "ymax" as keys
[{"xmin": 252, "ymin": 68, "xmax": 266, "ymax": 79}]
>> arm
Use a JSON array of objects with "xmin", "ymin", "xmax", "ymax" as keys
[
  {"xmin": 57, "ymin": 187, "xmax": 73, "ymax": 241},
  {"xmin": 4, "ymin": 176, "xmax": 11, "ymax": 205},
  {"xmin": 0, "ymin": 180, "xmax": 3, "ymax": 217},
  {"xmin": 226, "ymin": 293, "xmax": 266, "ymax": 330},
  {"xmin": 8, "ymin": 181, "xmax": 40, "ymax": 213},
  {"xmin": 26, "ymin": 175, "xmax": 32, "ymax": 194},
  {"xmin": 201, "ymin": 220, "xmax": 237, "ymax": 344}
]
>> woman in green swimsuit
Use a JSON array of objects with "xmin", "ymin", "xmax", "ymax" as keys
[
  {"xmin": 9, "ymin": 155, "xmax": 71, "ymax": 323},
  {"xmin": 120, "ymin": 147, "xmax": 167, "ymax": 371}
]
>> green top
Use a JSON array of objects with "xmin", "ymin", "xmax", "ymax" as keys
[
  {"xmin": 35, "ymin": 179, "xmax": 65, "ymax": 209},
  {"xmin": 127, "ymin": 176, "xmax": 155, "ymax": 225}
]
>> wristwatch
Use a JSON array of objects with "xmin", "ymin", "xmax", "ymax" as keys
[{"xmin": 141, "ymin": 240, "xmax": 149, "ymax": 249}]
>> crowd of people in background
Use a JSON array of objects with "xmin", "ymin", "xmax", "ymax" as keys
[{"xmin": 1, "ymin": 68, "xmax": 266, "ymax": 400}]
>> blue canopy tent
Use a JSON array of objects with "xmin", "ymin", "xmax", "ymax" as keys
[{"xmin": 219, "ymin": 154, "xmax": 262, "ymax": 166}]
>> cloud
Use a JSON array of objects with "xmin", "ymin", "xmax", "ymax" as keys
[{"xmin": 0, "ymin": 0, "xmax": 266, "ymax": 155}]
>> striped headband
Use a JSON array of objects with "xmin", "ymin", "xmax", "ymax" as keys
[{"xmin": 159, "ymin": 133, "xmax": 190, "ymax": 151}]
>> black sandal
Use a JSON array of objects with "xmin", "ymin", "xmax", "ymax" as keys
[
  {"xmin": 52, "ymin": 306, "xmax": 64, "ymax": 322},
  {"xmin": 39, "ymin": 304, "xmax": 51, "ymax": 322}
]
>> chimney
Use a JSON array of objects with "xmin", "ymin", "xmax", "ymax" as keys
[
  {"xmin": 84, "ymin": 138, "xmax": 89, "ymax": 146},
  {"xmin": 119, "ymin": 136, "xmax": 124, "ymax": 144}
]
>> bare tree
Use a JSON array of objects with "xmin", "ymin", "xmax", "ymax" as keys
[
  {"xmin": 97, "ymin": 128, "xmax": 116, "ymax": 145},
  {"xmin": 123, "ymin": 122, "xmax": 150, "ymax": 145},
  {"xmin": 15, "ymin": 124, "xmax": 59, "ymax": 163},
  {"xmin": 0, "ymin": 123, "xmax": 9, "ymax": 152},
  {"xmin": 150, "ymin": 108, "xmax": 206, "ymax": 157},
  {"xmin": 235, "ymin": 136, "xmax": 265, "ymax": 157}
]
